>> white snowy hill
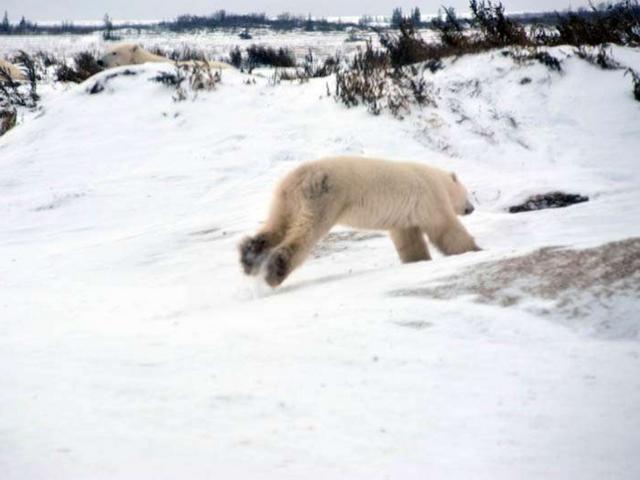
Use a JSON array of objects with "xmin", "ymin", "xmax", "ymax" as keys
[{"xmin": 1, "ymin": 46, "xmax": 640, "ymax": 479}]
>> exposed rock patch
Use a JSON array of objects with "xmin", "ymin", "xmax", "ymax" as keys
[
  {"xmin": 509, "ymin": 192, "xmax": 589, "ymax": 213},
  {"xmin": 392, "ymin": 238, "xmax": 640, "ymax": 339}
]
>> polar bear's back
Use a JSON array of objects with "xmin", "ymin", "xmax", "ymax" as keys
[{"xmin": 282, "ymin": 156, "xmax": 454, "ymax": 230}]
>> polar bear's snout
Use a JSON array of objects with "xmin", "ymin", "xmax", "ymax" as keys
[{"xmin": 463, "ymin": 202, "xmax": 475, "ymax": 215}]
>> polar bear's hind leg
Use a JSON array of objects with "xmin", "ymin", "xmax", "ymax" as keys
[{"xmin": 390, "ymin": 227, "xmax": 431, "ymax": 263}]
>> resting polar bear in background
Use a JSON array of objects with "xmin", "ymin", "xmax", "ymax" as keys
[
  {"xmin": 97, "ymin": 43, "xmax": 232, "ymax": 70},
  {"xmin": 239, "ymin": 156, "xmax": 480, "ymax": 287},
  {"xmin": 0, "ymin": 58, "xmax": 26, "ymax": 82}
]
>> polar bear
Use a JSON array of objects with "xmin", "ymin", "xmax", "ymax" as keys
[
  {"xmin": 97, "ymin": 43, "xmax": 231, "ymax": 70},
  {"xmin": 239, "ymin": 156, "xmax": 480, "ymax": 287},
  {"xmin": 0, "ymin": 58, "xmax": 26, "ymax": 82}
]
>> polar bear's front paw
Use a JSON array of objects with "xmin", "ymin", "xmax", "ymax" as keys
[
  {"xmin": 264, "ymin": 248, "xmax": 291, "ymax": 287},
  {"xmin": 239, "ymin": 235, "xmax": 269, "ymax": 275}
]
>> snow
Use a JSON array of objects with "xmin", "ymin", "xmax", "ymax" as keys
[{"xmin": 1, "ymin": 40, "xmax": 640, "ymax": 479}]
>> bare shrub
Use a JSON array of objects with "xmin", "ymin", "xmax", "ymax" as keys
[
  {"xmin": 148, "ymin": 46, "xmax": 166, "ymax": 57},
  {"xmin": 73, "ymin": 51, "xmax": 102, "ymax": 77},
  {"xmin": 56, "ymin": 65, "xmax": 82, "ymax": 83},
  {"xmin": 381, "ymin": 17, "xmax": 476, "ymax": 68},
  {"xmin": 229, "ymin": 46, "xmax": 243, "ymax": 69},
  {"xmin": 33, "ymin": 50, "xmax": 60, "ymax": 68},
  {"xmin": 431, "ymin": 7, "xmax": 468, "ymax": 48},
  {"xmin": 276, "ymin": 51, "xmax": 341, "ymax": 82},
  {"xmin": 556, "ymin": 1, "xmax": 640, "ymax": 46},
  {"xmin": 380, "ymin": 21, "xmax": 441, "ymax": 68},
  {"xmin": 151, "ymin": 70, "xmax": 184, "ymax": 88},
  {"xmin": 335, "ymin": 40, "xmax": 389, "ymax": 114},
  {"xmin": 15, "ymin": 52, "xmax": 39, "ymax": 98},
  {"xmin": 300, "ymin": 51, "xmax": 340, "ymax": 78},
  {"xmin": 626, "ymin": 68, "xmax": 640, "ymax": 101},
  {"xmin": 0, "ymin": 52, "xmax": 39, "ymax": 135},
  {"xmin": 185, "ymin": 62, "xmax": 222, "ymax": 91},
  {"xmin": 332, "ymin": 1, "xmax": 639, "ymax": 119},
  {"xmin": 247, "ymin": 45, "xmax": 296, "ymax": 70},
  {"xmin": 166, "ymin": 46, "xmax": 208, "ymax": 62},
  {"xmin": 470, "ymin": 0, "xmax": 529, "ymax": 47},
  {"xmin": 505, "ymin": 48, "xmax": 563, "ymax": 72},
  {"xmin": 382, "ymin": 6, "xmax": 526, "ymax": 69},
  {"xmin": 1, "ymin": 52, "xmax": 39, "ymax": 108},
  {"xmin": 335, "ymin": 41, "xmax": 435, "ymax": 118},
  {"xmin": 56, "ymin": 50, "xmax": 103, "ymax": 83},
  {"xmin": 0, "ymin": 106, "xmax": 17, "ymax": 136},
  {"xmin": 148, "ymin": 45, "xmax": 213, "ymax": 65},
  {"xmin": 12, "ymin": 50, "xmax": 66, "ymax": 81},
  {"xmin": 532, "ymin": 50, "xmax": 563, "ymax": 71},
  {"xmin": 528, "ymin": 23, "xmax": 560, "ymax": 46},
  {"xmin": 575, "ymin": 45, "xmax": 624, "ymax": 70},
  {"xmin": 150, "ymin": 63, "xmax": 221, "ymax": 101}
]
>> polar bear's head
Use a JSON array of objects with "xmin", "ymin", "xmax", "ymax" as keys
[
  {"xmin": 97, "ymin": 43, "xmax": 149, "ymax": 68},
  {"xmin": 448, "ymin": 172, "xmax": 475, "ymax": 216}
]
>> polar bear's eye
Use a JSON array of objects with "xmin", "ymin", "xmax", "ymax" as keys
[{"xmin": 112, "ymin": 52, "xmax": 117, "ymax": 56}]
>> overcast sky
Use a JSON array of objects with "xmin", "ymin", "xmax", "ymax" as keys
[{"xmin": 2, "ymin": 1, "xmax": 595, "ymax": 22}]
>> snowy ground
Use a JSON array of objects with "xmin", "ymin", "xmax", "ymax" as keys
[{"xmin": 1, "ymin": 42, "xmax": 640, "ymax": 479}]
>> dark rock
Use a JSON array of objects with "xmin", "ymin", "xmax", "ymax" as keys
[{"xmin": 509, "ymin": 192, "xmax": 589, "ymax": 213}]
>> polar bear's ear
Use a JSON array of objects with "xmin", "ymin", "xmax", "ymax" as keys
[
  {"xmin": 132, "ymin": 45, "xmax": 139, "ymax": 52},
  {"xmin": 451, "ymin": 172, "xmax": 458, "ymax": 183}
]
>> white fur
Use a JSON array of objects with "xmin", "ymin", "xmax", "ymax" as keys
[{"xmin": 0, "ymin": 58, "xmax": 26, "ymax": 82}]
